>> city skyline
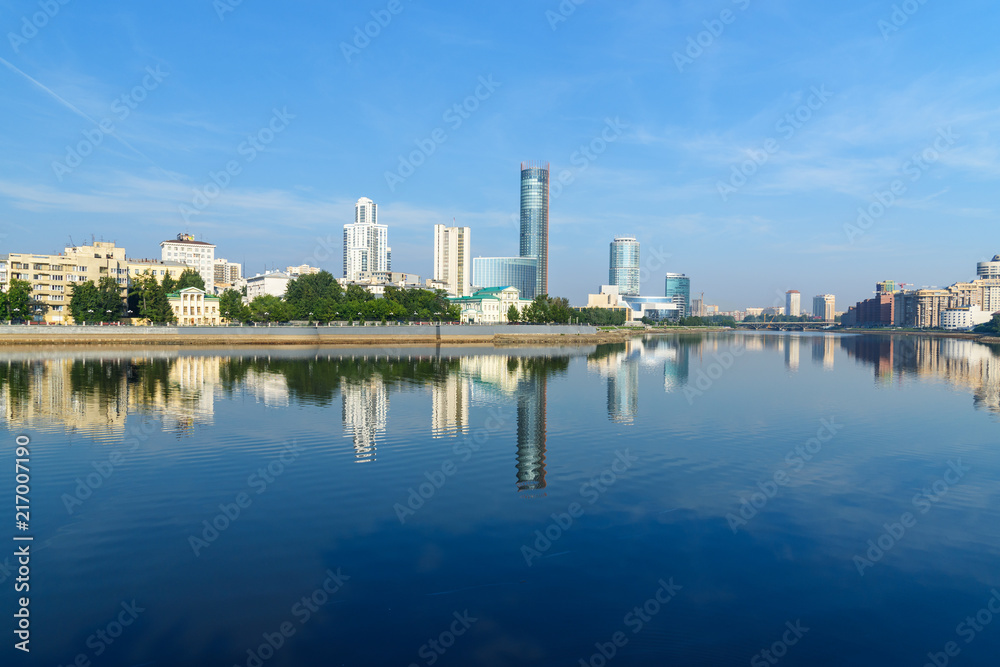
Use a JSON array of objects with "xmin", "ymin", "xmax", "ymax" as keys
[{"xmin": 2, "ymin": 2, "xmax": 998, "ymax": 309}]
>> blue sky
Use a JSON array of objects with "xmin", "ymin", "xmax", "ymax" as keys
[{"xmin": 1, "ymin": 0, "xmax": 998, "ymax": 309}]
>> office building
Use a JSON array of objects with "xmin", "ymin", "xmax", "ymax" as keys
[
  {"xmin": 343, "ymin": 197, "xmax": 389, "ymax": 280},
  {"xmin": 664, "ymin": 273, "xmax": 691, "ymax": 317},
  {"xmin": 786, "ymin": 290, "xmax": 801, "ymax": 317},
  {"xmin": 161, "ymin": 233, "xmax": 216, "ymax": 293},
  {"xmin": 813, "ymin": 294, "xmax": 836, "ymax": 320},
  {"xmin": 244, "ymin": 271, "xmax": 293, "ymax": 300},
  {"xmin": 977, "ymin": 255, "xmax": 1000, "ymax": 280},
  {"xmin": 434, "ymin": 224, "xmax": 472, "ymax": 297},
  {"xmin": 473, "ymin": 257, "xmax": 538, "ymax": 301},
  {"xmin": 609, "ymin": 237, "xmax": 640, "ymax": 296},
  {"xmin": 519, "ymin": 162, "xmax": 549, "ymax": 298}
]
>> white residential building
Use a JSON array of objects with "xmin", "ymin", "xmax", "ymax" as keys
[
  {"xmin": 161, "ymin": 233, "xmax": 216, "ymax": 292},
  {"xmin": 433, "ymin": 224, "xmax": 472, "ymax": 297},
  {"xmin": 941, "ymin": 305, "xmax": 993, "ymax": 331},
  {"xmin": 244, "ymin": 271, "xmax": 292, "ymax": 300},
  {"xmin": 343, "ymin": 197, "xmax": 389, "ymax": 280},
  {"xmin": 449, "ymin": 287, "xmax": 531, "ymax": 324},
  {"xmin": 786, "ymin": 290, "xmax": 801, "ymax": 317}
]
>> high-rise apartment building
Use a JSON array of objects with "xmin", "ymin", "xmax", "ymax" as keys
[
  {"xmin": 977, "ymin": 255, "xmax": 1000, "ymax": 280},
  {"xmin": 813, "ymin": 294, "xmax": 836, "ymax": 320},
  {"xmin": 519, "ymin": 162, "xmax": 549, "ymax": 298},
  {"xmin": 343, "ymin": 197, "xmax": 389, "ymax": 280},
  {"xmin": 609, "ymin": 237, "xmax": 640, "ymax": 296},
  {"xmin": 161, "ymin": 233, "xmax": 216, "ymax": 292},
  {"xmin": 664, "ymin": 273, "xmax": 691, "ymax": 317},
  {"xmin": 434, "ymin": 224, "xmax": 472, "ymax": 297},
  {"xmin": 786, "ymin": 290, "xmax": 801, "ymax": 317},
  {"xmin": 213, "ymin": 259, "xmax": 242, "ymax": 290}
]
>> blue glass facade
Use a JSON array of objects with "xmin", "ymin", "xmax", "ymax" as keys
[
  {"xmin": 519, "ymin": 162, "xmax": 549, "ymax": 298},
  {"xmin": 664, "ymin": 273, "xmax": 691, "ymax": 318},
  {"xmin": 609, "ymin": 237, "xmax": 640, "ymax": 296},
  {"xmin": 473, "ymin": 257, "xmax": 538, "ymax": 300}
]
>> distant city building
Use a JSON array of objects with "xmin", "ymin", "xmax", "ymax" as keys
[
  {"xmin": 286, "ymin": 264, "xmax": 320, "ymax": 277},
  {"xmin": 167, "ymin": 287, "xmax": 221, "ymax": 325},
  {"xmin": 450, "ymin": 287, "xmax": 531, "ymax": 324},
  {"xmin": 213, "ymin": 259, "xmax": 242, "ymax": 291},
  {"xmin": 609, "ymin": 237, "xmax": 640, "ymax": 296},
  {"xmin": 664, "ymin": 273, "xmax": 691, "ymax": 317},
  {"xmin": 763, "ymin": 306, "xmax": 785, "ymax": 316},
  {"xmin": 941, "ymin": 305, "xmax": 992, "ymax": 331},
  {"xmin": 620, "ymin": 295, "xmax": 681, "ymax": 321},
  {"xmin": 244, "ymin": 270, "xmax": 292, "ymax": 300},
  {"xmin": 161, "ymin": 233, "xmax": 216, "ymax": 293},
  {"xmin": 520, "ymin": 162, "xmax": 549, "ymax": 298},
  {"xmin": 691, "ymin": 298, "xmax": 704, "ymax": 317},
  {"xmin": 434, "ymin": 224, "xmax": 472, "ymax": 297},
  {"xmin": 977, "ymin": 255, "xmax": 1000, "ymax": 280},
  {"xmin": 343, "ymin": 197, "xmax": 389, "ymax": 280},
  {"xmin": 813, "ymin": 294, "xmax": 836, "ymax": 320},
  {"xmin": 893, "ymin": 289, "xmax": 951, "ymax": 328},
  {"xmin": 473, "ymin": 257, "xmax": 538, "ymax": 301},
  {"xmin": 785, "ymin": 290, "xmax": 801, "ymax": 317},
  {"xmin": 745, "ymin": 307, "xmax": 765, "ymax": 317}
]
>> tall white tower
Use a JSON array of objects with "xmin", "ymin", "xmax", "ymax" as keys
[
  {"xmin": 343, "ymin": 197, "xmax": 389, "ymax": 280},
  {"xmin": 433, "ymin": 224, "xmax": 472, "ymax": 297}
]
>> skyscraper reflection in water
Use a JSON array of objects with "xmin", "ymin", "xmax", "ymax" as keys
[
  {"xmin": 341, "ymin": 377, "xmax": 388, "ymax": 463},
  {"xmin": 516, "ymin": 367, "xmax": 548, "ymax": 495}
]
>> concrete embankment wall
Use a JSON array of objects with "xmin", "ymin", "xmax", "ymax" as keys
[{"xmin": 0, "ymin": 324, "xmax": 601, "ymax": 346}]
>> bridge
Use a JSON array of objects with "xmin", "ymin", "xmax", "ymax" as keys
[{"xmin": 736, "ymin": 321, "xmax": 839, "ymax": 331}]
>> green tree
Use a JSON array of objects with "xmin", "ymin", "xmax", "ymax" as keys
[
  {"xmin": 284, "ymin": 271, "xmax": 343, "ymax": 319},
  {"xmin": 96, "ymin": 276, "xmax": 124, "ymax": 320},
  {"xmin": 161, "ymin": 273, "xmax": 177, "ymax": 294},
  {"xmin": 4, "ymin": 279, "xmax": 33, "ymax": 322},
  {"xmin": 506, "ymin": 304, "xmax": 521, "ymax": 323},
  {"xmin": 176, "ymin": 268, "xmax": 206, "ymax": 291},
  {"xmin": 128, "ymin": 272, "xmax": 175, "ymax": 323},
  {"xmin": 249, "ymin": 295, "xmax": 290, "ymax": 323},
  {"xmin": 219, "ymin": 289, "xmax": 250, "ymax": 323},
  {"xmin": 69, "ymin": 281, "xmax": 101, "ymax": 324}
]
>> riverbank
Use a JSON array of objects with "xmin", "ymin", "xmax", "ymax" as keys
[{"xmin": 0, "ymin": 323, "xmax": 637, "ymax": 347}]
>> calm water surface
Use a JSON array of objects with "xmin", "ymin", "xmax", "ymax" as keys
[{"xmin": 2, "ymin": 333, "xmax": 999, "ymax": 666}]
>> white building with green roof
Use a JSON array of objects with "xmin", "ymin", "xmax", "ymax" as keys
[{"xmin": 449, "ymin": 286, "xmax": 531, "ymax": 324}]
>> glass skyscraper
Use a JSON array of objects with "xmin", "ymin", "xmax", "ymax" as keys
[
  {"xmin": 472, "ymin": 257, "xmax": 538, "ymax": 300},
  {"xmin": 664, "ymin": 273, "xmax": 691, "ymax": 317},
  {"xmin": 519, "ymin": 162, "xmax": 549, "ymax": 298},
  {"xmin": 609, "ymin": 237, "xmax": 640, "ymax": 296}
]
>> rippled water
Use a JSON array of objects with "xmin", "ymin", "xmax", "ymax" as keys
[{"xmin": 2, "ymin": 333, "xmax": 999, "ymax": 666}]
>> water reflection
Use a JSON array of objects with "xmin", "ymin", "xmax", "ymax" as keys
[{"xmin": 840, "ymin": 335, "xmax": 1000, "ymax": 413}]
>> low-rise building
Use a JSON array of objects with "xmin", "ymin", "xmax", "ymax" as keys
[
  {"xmin": 168, "ymin": 287, "xmax": 221, "ymax": 325},
  {"xmin": 244, "ymin": 271, "xmax": 293, "ymax": 300},
  {"xmin": 450, "ymin": 287, "xmax": 530, "ymax": 324},
  {"xmin": 941, "ymin": 305, "xmax": 992, "ymax": 331},
  {"xmin": 286, "ymin": 264, "xmax": 321, "ymax": 277}
]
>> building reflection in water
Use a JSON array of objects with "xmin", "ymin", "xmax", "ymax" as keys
[
  {"xmin": 784, "ymin": 335, "xmax": 800, "ymax": 371},
  {"xmin": 811, "ymin": 336, "xmax": 836, "ymax": 370},
  {"xmin": 840, "ymin": 335, "xmax": 1000, "ymax": 413},
  {"xmin": 515, "ymin": 369, "xmax": 547, "ymax": 494},
  {"xmin": 341, "ymin": 377, "xmax": 388, "ymax": 463}
]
